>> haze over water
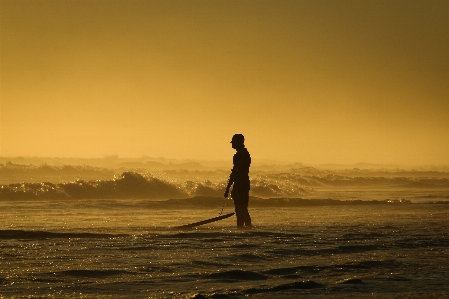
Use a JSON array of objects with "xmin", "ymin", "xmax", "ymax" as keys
[{"xmin": 1, "ymin": 0, "xmax": 448, "ymax": 165}]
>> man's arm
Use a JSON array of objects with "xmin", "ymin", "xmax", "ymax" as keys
[{"xmin": 224, "ymin": 171, "xmax": 234, "ymax": 198}]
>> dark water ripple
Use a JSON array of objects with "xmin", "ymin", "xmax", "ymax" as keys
[
  {"xmin": 140, "ymin": 265, "xmax": 173, "ymax": 273},
  {"xmin": 227, "ymin": 253, "xmax": 269, "ymax": 262},
  {"xmin": 0, "ymin": 229, "xmax": 122, "ymax": 240},
  {"xmin": 235, "ymin": 280, "xmax": 324, "ymax": 296},
  {"xmin": 262, "ymin": 267, "xmax": 299, "ymax": 275},
  {"xmin": 58, "ymin": 269, "xmax": 133, "ymax": 278},
  {"xmin": 207, "ymin": 269, "xmax": 269, "ymax": 281},
  {"xmin": 339, "ymin": 278, "xmax": 366, "ymax": 284},
  {"xmin": 190, "ymin": 260, "xmax": 226, "ymax": 268}
]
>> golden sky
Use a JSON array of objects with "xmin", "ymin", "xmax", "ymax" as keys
[{"xmin": 1, "ymin": 0, "xmax": 448, "ymax": 165}]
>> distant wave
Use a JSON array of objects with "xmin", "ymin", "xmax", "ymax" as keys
[
  {"xmin": 1, "ymin": 170, "xmax": 448, "ymax": 201},
  {"xmin": 0, "ymin": 172, "xmax": 187, "ymax": 200},
  {"xmin": 0, "ymin": 163, "xmax": 115, "ymax": 184},
  {"xmin": 0, "ymin": 171, "xmax": 309, "ymax": 200}
]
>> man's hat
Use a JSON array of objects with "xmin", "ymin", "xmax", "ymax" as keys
[{"xmin": 230, "ymin": 134, "xmax": 245, "ymax": 143}]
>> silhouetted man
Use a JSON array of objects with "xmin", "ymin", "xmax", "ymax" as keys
[{"xmin": 224, "ymin": 134, "xmax": 252, "ymax": 228}]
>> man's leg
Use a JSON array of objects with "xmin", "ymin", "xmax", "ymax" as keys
[
  {"xmin": 234, "ymin": 204, "xmax": 251, "ymax": 227},
  {"xmin": 243, "ymin": 205, "xmax": 251, "ymax": 227},
  {"xmin": 234, "ymin": 204, "xmax": 245, "ymax": 227},
  {"xmin": 233, "ymin": 187, "xmax": 251, "ymax": 227},
  {"xmin": 241, "ymin": 191, "xmax": 251, "ymax": 227}
]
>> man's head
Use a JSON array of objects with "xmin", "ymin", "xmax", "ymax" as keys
[{"xmin": 230, "ymin": 134, "xmax": 245, "ymax": 149}]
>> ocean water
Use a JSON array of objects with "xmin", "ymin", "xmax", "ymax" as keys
[
  {"xmin": 1, "ymin": 198, "xmax": 448, "ymax": 299},
  {"xmin": 1, "ymin": 166, "xmax": 449, "ymax": 298}
]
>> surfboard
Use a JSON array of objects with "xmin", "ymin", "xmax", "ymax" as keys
[{"xmin": 174, "ymin": 212, "xmax": 235, "ymax": 230}]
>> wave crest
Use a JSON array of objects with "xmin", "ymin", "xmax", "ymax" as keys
[{"xmin": 0, "ymin": 172, "xmax": 187, "ymax": 200}]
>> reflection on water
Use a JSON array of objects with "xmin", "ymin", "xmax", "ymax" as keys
[{"xmin": 1, "ymin": 199, "xmax": 448, "ymax": 298}]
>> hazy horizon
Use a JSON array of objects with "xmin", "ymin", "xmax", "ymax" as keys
[
  {"xmin": 1, "ymin": 0, "xmax": 448, "ymax": 165},
  {"xmin": 2, "ymin": 155, "xmax": 449, "ymax": 171}
]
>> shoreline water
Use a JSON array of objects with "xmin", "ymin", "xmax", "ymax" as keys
[{"xmin": 1, "ymin": 202, "xmax": 448, "ymax": 298}]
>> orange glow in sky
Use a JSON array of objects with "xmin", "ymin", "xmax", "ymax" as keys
[{"xmin": 1, "ymin": 0, "xmax": 448, "ymax": 165}]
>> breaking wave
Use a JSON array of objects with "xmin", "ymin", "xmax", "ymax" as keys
[
  {"xmin": 0, "ymin": 171, "xmax": 309, "ymax": 200},
  {"xmin": 1, "ymin": 168, "xmax": 449, "ymax": 201},
  {"xmin": 0, "ymin": 172, "xmax": 186, "ymax": 200}
]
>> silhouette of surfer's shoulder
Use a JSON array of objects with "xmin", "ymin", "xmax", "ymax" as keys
[{"xmin": 234, "ymin": 147, "xmax": 251, "ymax": 163}]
